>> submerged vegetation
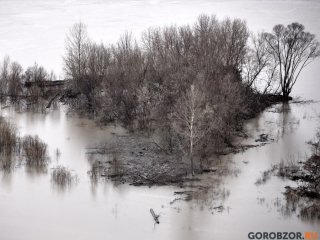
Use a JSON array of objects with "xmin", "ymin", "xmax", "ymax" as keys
[
  {"xmin": 281, "ymin": 153, "xmax": 320, "ymax": 221},
  {"xmin": 0, "ymin": 116, "xmax": 78, "ymax": 190},
  {"xmin": 0, "ymin": 116, "xmax": 18, "ymax": 156},
  {"xmin": 258, "ymin": 126, "xmax": 320, "ymax": 221},
  {"xmin": 22, "ymin": 135, "xmax": 48, "ymax": 167},
  {"xmin": 0, "ymin": 117, "xmax": 49, "ymax": 172},
  {"xmin": 0, "ymin": 117, "xmax": 19, "ymax": 171},
  {"xmin": 51, "ymin": 165, "xmax": 78, "ymax": 189}
]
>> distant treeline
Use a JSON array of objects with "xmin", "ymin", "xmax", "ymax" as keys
[
  {"xmin": 1, "ymin": 14, "xmax": 319, "ymax": 174},
  {"xmin": 0, "ymin": 59, "xmax": 56, "ymax": 102}
]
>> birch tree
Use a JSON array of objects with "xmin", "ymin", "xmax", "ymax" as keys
[{"xmin": 172, "ymin": 84, "xmax": 213, "ymax": 175}]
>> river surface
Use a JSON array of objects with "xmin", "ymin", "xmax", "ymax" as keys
[{"xmin": 0, "ymin": 1, "xmax": 320, "ymax": 240}]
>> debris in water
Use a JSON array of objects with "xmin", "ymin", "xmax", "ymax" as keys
[{"xmin": 150, "ymin": 208, "xmax": 160, "ymax": 224}]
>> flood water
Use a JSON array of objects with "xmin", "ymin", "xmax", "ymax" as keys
[{"xmin": 1, "ymin": 1, "xmax": 320, "ymax": 239}]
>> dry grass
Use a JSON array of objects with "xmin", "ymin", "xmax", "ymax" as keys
[{"xmin": 22, "ymin": 135, "xmax": 48, "ymax": 166}]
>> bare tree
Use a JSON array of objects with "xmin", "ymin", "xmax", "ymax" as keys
[
  {"xmin": 264, "ymin": 23, "xmax": 320, "ymax": 98},
  {"xmin": 8, "ymin": 61, "xmax": 23, "ymax": 101},
  {"xmin": 80, "ymin": 42, "xmax": 111, "ymax": 112},
  {"xmin": 0, "ymin": 57, "xmax": 23, "ymax": 101},
  {"xmin": 108, "ymin": 32, "xmax": 145, "ymax": 124},
  {"xmin": 243, "ymin": 33, "xmax": 270, "ymax": 87},
  {"xmin": 0, "ymin": 56, "xmax": 10, "ymax": 99},
  {"xmin": 172, "ymin": 84, "xmax": 213, "ymax": 175},
  {"xmin": 25, "ymin": 63, "xmax": 49, "ymax": 83},
  {"xmin": 242, "ymin": 33, "xmax": 280, "ymax": 94},
  {"xmin": 218, "ymin": 18, "xmax": 249, "ymax": 68},
  {"xmin": 64, "ymin": 22, "xmax": 89, "ymax": 92}
]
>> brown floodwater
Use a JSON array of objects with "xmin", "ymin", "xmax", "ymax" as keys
[{"xmin": 1, "ymin": 0, "xmax": 320, "ymax": 239}]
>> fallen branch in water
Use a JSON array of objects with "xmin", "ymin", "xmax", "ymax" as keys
[{"xmin": 150, "ymin": 208, "xmax": 160, "ymax": 224}]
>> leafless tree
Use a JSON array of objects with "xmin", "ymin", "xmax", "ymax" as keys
[
  {"xmin": 242, "ymin": 33, "xmax": 280, "ymax": 94},
  {"xmin": 7, "ymin": 61, "xmax": 23, "ymax": 101},
  {"xmin": 64, "ymin": 22, "xmax": 89, "ymax": 92},
  {"xmin": 218, "ymin": 18, "xmax": 249, "ymax": 68},
  {"xmin": 264, "ymin": 23, "xmax": 320, "ymax": 98},
  {"xmin": 25, "ymin": 63, "xmax": 50, "ymax": 83},
  {"xmin": 172, "ymin": 84, "xmax": 213, "ymax": 175},
  {"xmin": 108, "ymin": 32, "xmax": 146, "ymax": 124},
  {"xmin": 80, "ymin": 42, "xmax": 111, "ymax": 112},
  {"xmin": 0, "ymin": 56, "xmax": 10, "ymax": 99}
]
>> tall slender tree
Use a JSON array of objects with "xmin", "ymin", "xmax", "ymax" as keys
[
  {"xmin": 64, "ymin": 22, "xmax": 89, "ymax": 92},
  {"xmin": 172, "ymin": 84, "xmax": 213, "ymax": 175}
]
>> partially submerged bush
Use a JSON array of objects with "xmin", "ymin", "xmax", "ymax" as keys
[
  {"xmin": 0, "ymin": 117, "xmax": 19, "ymax": 171},
  {"xmin": 0, "ymin": 117, "xmax": 18, "ymax": 156},
  {"xmin": 274, "ymin": 126, "xmax": 320, "ymax": 222},
  {"xmin": 22, "ymin": 135, "xmax": 48, "ymax": 166},
  {"xmin": 51, "ymin": 165, "xmax": 78, "ymax": 187},
  {"xmin": 0, "ymin": 119, "xmax": 50, "ymax": 172}
]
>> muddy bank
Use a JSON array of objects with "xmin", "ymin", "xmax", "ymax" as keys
[
  {"xmin": 87, "ymin": 134, "xmax": 199, "ymax": 186},
  {"xmin": 86, "ymin": 130, "xmax": 271, "ymax": 187}
]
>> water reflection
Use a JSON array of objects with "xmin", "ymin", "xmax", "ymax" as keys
[{"xmin": 1, "ymin": 97, "xmax": 320, "ymax": 239}]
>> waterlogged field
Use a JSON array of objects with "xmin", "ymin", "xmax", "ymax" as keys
[{"xmin": 0, "ymin": 1, "xmax": 320, "ymax": 239}]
